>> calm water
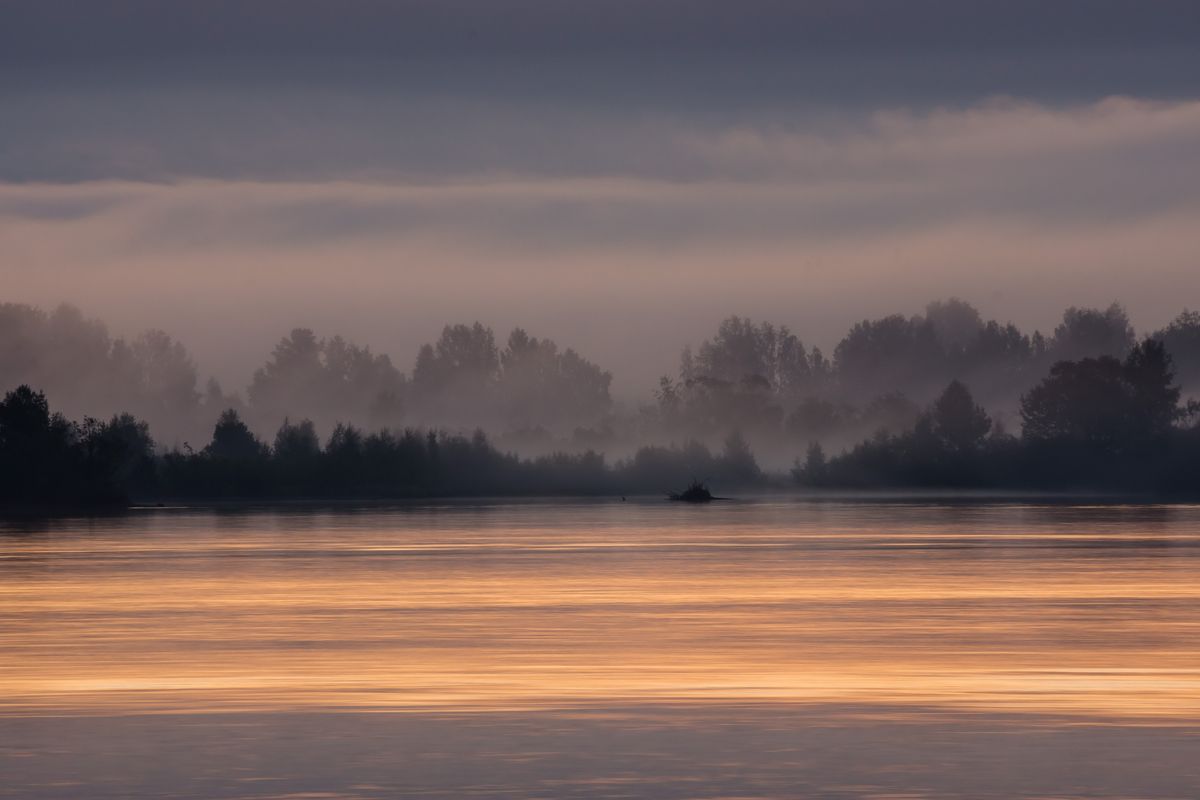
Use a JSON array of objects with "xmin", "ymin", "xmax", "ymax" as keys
[{"xmin": 2, "ymin": 498, "xmax": 1199, "ymax": 798}]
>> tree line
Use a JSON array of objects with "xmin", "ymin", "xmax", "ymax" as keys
[
  {"xmin": 793, "ymin": 339, "xmax": 1200, "ymax": 492},
  {"xmin": 2, "ymin": 336, "xmax": 1198, "ymax": 507},
  {"xmin": 0, "ymin": 386, "xmax": 763, "ymax": 508},
  {"xmin": 3, "ymin": 297, "xmax": 1200, "ymax": 484},
  {"xmin": 650, "ymin": 301, "xmax": 1200, "ymax": 458},
  {"xmin": 0, "ymin": 303, "xmax": 614, "ymax": 449}
]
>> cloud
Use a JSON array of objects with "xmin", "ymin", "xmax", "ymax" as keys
[
  {"xmin": 693, "ymin": 97, "xmax": 1200, "ymax": 173},
  {"xmin": 6, "ymin": 96, "xmax": 1199, "ymax": 242},
  {"xmin": 2, "ymin": 96, "xmax": 1199, "ymax": 393},
  {"xmin": 7, "ymin": 0, "xmax": 1199, "ymax": 64}
]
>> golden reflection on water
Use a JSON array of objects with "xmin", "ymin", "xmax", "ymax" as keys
[{"xmin": 2, "ymin": 500, "xmax": 1199, "ymax": 719}]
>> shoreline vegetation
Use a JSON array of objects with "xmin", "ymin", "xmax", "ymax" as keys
[
  {"xmin": 2, "ymin": 297, "xmax": 1199, "ymax": 510},
  {"xmin": 1, "ymin": 336, "xmax": 1198, "ymax": 510},
  {"xmin": 4, "ymin": 299, "xmax": 1200, "ymax": 461}
]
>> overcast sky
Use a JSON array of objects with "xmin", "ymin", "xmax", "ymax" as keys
[{"xmin": 3, "ymin": 1, "xmax": 1200, "ymax": 395}]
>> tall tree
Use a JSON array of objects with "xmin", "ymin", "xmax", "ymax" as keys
[
  {"xmin": 1049, "ymin": 303, "xmax": 1135, "ymax": 362},
  {"xmin": 1153, "ymin": 310, "xmax": 1200, "ymax": 392},
  {"xmin": 249, "ymin": 328, "xmax": 405, "ymax": 432},
  {"xmin": 1021, "ymin": 339, "xmax": 1182, "ymax": 450},
  {"xmin": 928, "ymin": 380, "xmax": 992, "ymax": 452}
]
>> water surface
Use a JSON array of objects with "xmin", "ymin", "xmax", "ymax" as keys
[{"xmin": 3, "ymin": 499, "xmax": 1198, "ymax": 797}]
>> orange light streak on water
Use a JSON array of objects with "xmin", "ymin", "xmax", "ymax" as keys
[{"xmin": 2, "ymin": 501, "xmax": 1198, "ymax": 721}]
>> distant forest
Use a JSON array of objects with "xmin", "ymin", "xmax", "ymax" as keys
[{"xmin": 2, "ymin": 298, "xmax": 1199, "ymax": 505}]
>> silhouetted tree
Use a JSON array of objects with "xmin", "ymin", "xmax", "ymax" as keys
[
  {"xmin": 0, "ymin": 386, "xmax": 73, "ymax": 502},
  {"xmin": 834, "ymin": 314, "xmax": 946, "ymax": 401},
  {"xmin": 928, "ymin": 380, "xmax": 992, "ymax": 453},
  {"xmin": 409, "ymin": 322, "xmax": 501, "ymax": 425},
  {"xmin": 498, "ymin": 328, "xmax": 612, "ymax": 429},
  {"xmin": 925, "ymin": 298, "xmax": 984, "ymax": 353},
  {"xmin": 686, "ymin": 316, "xmax": 818, "ymax": 396},
  {"xmin": 720, "ymin": 431, "xmax": 762, "ymax": 485},
  {"xmin": 658, "ymin": 316, "xmax": 834, "ymax": 445},
  {"xmin": 1049, "ymin": 303, "xmax": 1136, "ymax": 362},
  {"xmin": 0, "ymin": 386, "xmax": 150, "ymax": 506},
  {"xmin": 1153, "ymin": 310, "xmax": 1200, "ymax": 393},
  {"xmin": 1021, "ymin": 340, "xmax": 1181, "ymax": 451},
  {"xmin": 792, "ymin": 441, "xmax": 827, "ymax": 486},
  {"xmin": 273, "ymin": 417, "xmax": 320, "ymax": 460},
  {"xmin": 249, "ymin": 328, "xmax": 405, "ymax": 433},
  {"xmin": 271, "ymin": 417, "xmax": 321, "ymax": 492},
  {"xmin": 413, "ymin": 323, "xmax": 499, "ymax": 393},
  {"xmin": 1124, "ymin": 339, "xmax": 1185, "ymax": 437},
  {"xmin": 84, "ymin": 412, "xmax": 157, "ymax": 494},
  {"xmin": 128, "ymin": 330, "xmax": 201, "ymax": 416},
  {"xmin": 206, "ymin": 409, "xmax": 268, "ymax": 461}
]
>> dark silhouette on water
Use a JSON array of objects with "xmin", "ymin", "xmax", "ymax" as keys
[{"xmin": 667, "ymin": 480, "xmax": 717, "ymax": 503}]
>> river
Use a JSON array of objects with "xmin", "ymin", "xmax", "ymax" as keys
[{"xmin": 2, "ymin": 498, "xmax": 1198, "ymax": 798}]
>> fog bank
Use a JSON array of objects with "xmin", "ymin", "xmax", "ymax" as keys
[{"xmin": 3, "ymin": 97, "xmax": 1199, "ymax": 396}]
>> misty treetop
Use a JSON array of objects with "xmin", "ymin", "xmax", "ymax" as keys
[
  {"xmin": 4, "ymin": 298, "xmax": 1200, "ymax": 471},
  {"xmin": 0, "ymin": 302, "xmax": 224, "ymax": 446},
  {"xmin": 248, "ymin": 327, "xmax": 407, "ymax": 434},
  {"xmin": 245, "ymin": 321, "xmax": 614, "ymax": 438},
  {"xmin": 0, "ymin": 302, "xmax": 616, "ymax": 450},
  {"xmin": 680, "ymin": 316, "xmax": 830, "ymax": 399},
  {"xmin": 1155, "ymin": 310, "xmax": 1200, "ymax": 390},
  {"xmin": 411, "ymin": 324, "xmax": 613, "ymax": 431},
  {"xmin": 794, "ymin": 339, "xmax": 1200, "ymax": 492},
  {"xmin": 652, "ymin": 300, "xmax": 1200, "ymax": 461}
]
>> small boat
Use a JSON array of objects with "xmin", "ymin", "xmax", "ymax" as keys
[{"xmin": 667, "ymin": 480, "xmax": 717, "ymax": 503}]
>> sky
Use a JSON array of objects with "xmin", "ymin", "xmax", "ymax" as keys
[{"xmin": 3, "ymin": 1, "xmax": 1200, "ymax": 396}]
